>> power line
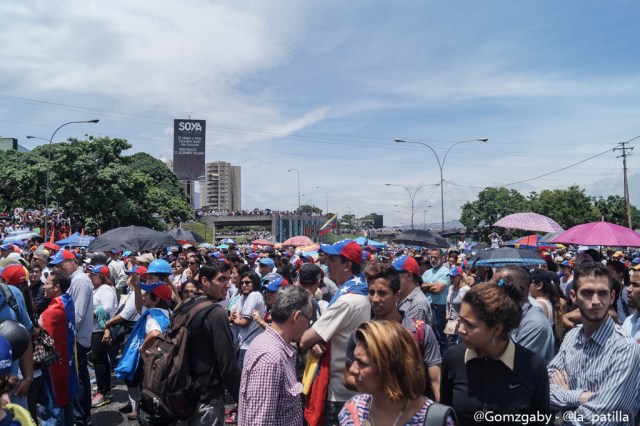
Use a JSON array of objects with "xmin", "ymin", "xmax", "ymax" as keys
[{"xmin": 444, "ymin": 146, "xmax": 616, "ymax": 189}]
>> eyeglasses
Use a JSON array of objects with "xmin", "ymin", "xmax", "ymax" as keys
[
  {"xmin": 299, "ymin": 310, "xmax": 313, "ymax": 327},
  {"xmin": 241, "ymin": 280, "xmax": 253, "ymax": 285}
]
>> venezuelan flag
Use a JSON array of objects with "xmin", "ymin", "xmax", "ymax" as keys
[{"xmin": 318, "ymin": 214, "xmax": 337, "ymax": 236}]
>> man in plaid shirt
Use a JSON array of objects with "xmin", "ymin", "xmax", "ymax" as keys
[{"xmin": 238, "ymin": 285, "xmax": 312, "ymax": 426}]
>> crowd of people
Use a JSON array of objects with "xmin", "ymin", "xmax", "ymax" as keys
[
  {"xmin": 1, "ymin": 209, "xmax": 73, "ymax": 242},
  {"xmin": 0, "ymin": 236, "xmax": 638, "ymax": 425}
]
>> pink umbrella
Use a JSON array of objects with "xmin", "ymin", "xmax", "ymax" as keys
[
  {"xmin": 251, "ymin": 239, "xmax": 274, "ymax": 246},
  {"xmin": 282, "ymin": 235, "xmax": 314, "ymax": 246},
  {"xmin": 551, "ymin": 221, "xmax": 640, "ymax": 247},
  {"xmin": 493, "ymin": 212, "xmax": 564, "ymax": 233}
]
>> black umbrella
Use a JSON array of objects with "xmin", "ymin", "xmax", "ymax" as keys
[
  {"xmin": 472, "ymin": 247, "xmax": 545, "ymax": 268},
  {"xmin": 87, "ymin": 226, "xmax": 178, "ymax": 252},
  {"xmin": 393, "ymin": 229, "xmax": 450, "ymax": 249},
  {"xmin": 165, "ymin": 228, "xmax": 205, "ymax": 243}
]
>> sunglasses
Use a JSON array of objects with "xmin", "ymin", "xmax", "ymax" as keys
[{"xmin": 241, "ymin": 280, "xmax": 253, "ymax": 285}]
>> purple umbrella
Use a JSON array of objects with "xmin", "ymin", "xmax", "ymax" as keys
[
  {"xmin": 493, "ymin": 212, "xmax": 564, "ymax": 233},
  {"xmin": 551, "ymin": 221, "xmax": 640, "ymax": 247}
]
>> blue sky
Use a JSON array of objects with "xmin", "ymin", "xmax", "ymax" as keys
[{"xmin": 0, "ymin": 0, "xmax": 638, "ymax": 227}]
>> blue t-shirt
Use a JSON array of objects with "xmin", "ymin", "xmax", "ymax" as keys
[
  {"xmin": 421, "ymin": 265, "xmax": 450, "ymax": 305},
  {"xmin": 0, "ymin": 285, "xmax": 34, "ymax": 375}
]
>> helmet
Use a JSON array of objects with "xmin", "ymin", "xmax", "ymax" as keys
[
  {"xmin": 147, "ymin": 259, "xmax": 172, "ymax": 275},
  {"xmin": 0, "ymin": 320, "xmax": 30, "ymax": 360}
]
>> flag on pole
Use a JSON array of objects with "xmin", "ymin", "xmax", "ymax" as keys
[{"xmin": 318, "ymin": 214, "xmax": 337, "ymax": 236}]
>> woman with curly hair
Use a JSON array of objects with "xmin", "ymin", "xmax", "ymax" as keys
[{"xmin": 440, "ymin": 279, "xmax": 550, "ymax": 425}]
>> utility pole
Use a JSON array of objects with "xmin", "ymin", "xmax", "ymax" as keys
[{"xmin": 613, "ymin": 138, "xmax": 636, "ymax": 229}]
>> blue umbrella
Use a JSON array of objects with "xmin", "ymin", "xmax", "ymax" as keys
[
  {"xmin": 472, "ymin": 247, "xmax": 545, "ymax": 268},
  {"xmin": 220, "ymin": 238, "xmax": 235, "ymax": 244}
]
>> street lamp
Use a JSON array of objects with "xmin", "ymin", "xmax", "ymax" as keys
[
  {"xmin": 287, "ymin": 169, "xmax": 301, "ymax": 213},
  {"xmin": 423, "ymin": 206, "xmax": 432, "ymax": 230},
  {"xmin": 316, "ymin": 186, "xmax": 329, "ymax": 214},
  {"xmin": 395, "ymin": 137, "xmax": 488, "ymax": 231},
  {"xmin": 28, "ymin": 119, "xmax": 99, "ymax": 240},
  {"xmin": 385, "ymin": 183, "xmax": 439, "ymax": 230}
]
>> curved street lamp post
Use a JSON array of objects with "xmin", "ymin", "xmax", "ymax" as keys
[
  {"xmin": 385, "ymin": 183, "xmax": 439, "ymax": 230},
  {"xmin": 395, "ymin": 137, "xmax": 488, "ymax": 231},
  {"xmin": 27, "ymin": 119, "xmax": 99, "ymax": 240}
]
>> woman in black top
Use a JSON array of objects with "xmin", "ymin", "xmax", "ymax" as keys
[{"xmin": 440, "ymin": 276, "xmax": 551, "ymax": 425}]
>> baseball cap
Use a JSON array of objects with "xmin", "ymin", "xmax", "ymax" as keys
[
  {"xmin": 110, "ymin": 249, "xmax": 120, "ymax": 255},
  {"xmin": 320, "ymin": 240, "xmax": 362, "ymax": 265},
  {"xmin": 258, "ymin": 258, "xmax": 274, "ymax": 267},
  {"xmin": 124, "ymin": 265, "xmax": 148, "ymax": 280},
  {"xmin": 48, "ymin": 250, "xmax": 76, "ymax": 266},
  {"xmin": 0, "ymin": 336, "xmax": 12, "ymax": 374},
  {"xmin": 33, "ymin": 251, "xmax": 49, "ymax": 262},
  {"xmin": 247, "ymin": 253, "xmax": 259, "ymax": 259},
  {"xmin": 88, "ymin": 264, "xmax": 110, "ymax": 277},
  {"xmin": 449, "ymin": 265, "xmax": 463, "ymax": 277},
  {"xmin": 392, "ymin": 255, "xmax": 420, "ymax": 276},
  {"xmin": 136, "ymin": 253, "xmax": 155, "ymax": 264},
  {"xmin": 632, "ymin": 264, "xmax": 640, "ymax": 271},
  {"xmin": 140, "ymin": 281, "xmax": 173, "ymax": 301},
  {"xmin": 362, "ymin": 252, "xmax": 372, "ymax": 261},
  {"xmin": 0, "ymin": 244, "xmax": 14, "ymax": 251},
  {"xmin": 613, "ymin": 251, "xmax": 624, "ymax": 258},
  {"xmin": 298, "ymin": 264, "xmax": 322, "ymax": 284},
  {"xmin": 559, "ymin": 260, "xmax": 572, "ymax": 268},
  {"xmin": 262, "ymin": 272, "xmax": 284, "ymax": 292},
  {"xmin": 0, "ymin": 264, "xmax": 27, "ymax": 286}
]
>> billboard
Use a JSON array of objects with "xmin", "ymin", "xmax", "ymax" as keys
[
  {"xmin": 0, "ymin": 138, "xmax": 17, "ymax": 151},
  {"xmin": 173, "ymin": 119, "xmax": 205, "ymax": 180}
]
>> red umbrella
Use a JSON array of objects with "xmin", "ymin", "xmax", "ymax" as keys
[
  {"xmin": 282, "ymin": 235, "xmax": 314, "ymax": 247},
  {"xmin": 43, "ymin": 242, "xmax": 60, "ymax": 251},
  {"xmin": 552, "ymin": 221, "xmax": 640, "ymax": 247},
  {"xmin": 252, "ymin": 239, "xmax": 274, "ymax": 246}
]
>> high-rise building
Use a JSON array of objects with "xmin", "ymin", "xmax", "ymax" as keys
[
  {"xmin": 165, "ymin": 159, "xmax": 198, "ymax": 208},
  {"xmin": 200, "ymin": 161, "xmax": 241, "ymax": 211}
]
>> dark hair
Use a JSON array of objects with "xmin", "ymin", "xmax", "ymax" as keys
[
  {"xmin": 338, "ymin": 255, "xmax": 362, "ymax": 275},
  {"xmin": 606, "ymin": 260, "xmax": 630, "ymax": 287},
  {"xmin": 463, "ymin": 282, "xmax": 522, "ymax": 340},
  {"xmin": 495, "ymin": 266, "xmax": 531, "ymax": 304},
  {"xmin": 574, "ymin": 262, "xmax": 614, "ymax": 291},
  {"xmin": 365, "ymin": 265, "xmax": 400, "ymax": 294},
  {"xmin": 531, "ymin": 269, "xmax": 563, "ymax": 338},
  {"xmin": 52, "ymin": 273, "xmax": 72, "ymax": 294},
  {"xmin": 181, "ymin": 277, "xmax": 200, "ymax": 292},
  {"xmin": 235, "ymin": 263, "xmax": 250, "ymax": 276},
  {"xmin": 28, "ymin": 264, "xmax": 42, "ymax": 273},
  {"xmin": 199, "ymin": 261, "xmax": 230, "ymax": 282},
  {"xmin": 241, "ymin": 271, "xmax": 262, "ymax": 293},
  {"xmin": 270, "ymin": 285, "xmax": 310, "ymax": 324}
]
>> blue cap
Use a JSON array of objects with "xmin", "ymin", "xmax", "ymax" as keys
[
  {"xmin": 0, "ymin": 244, "xmax": 14, "ymax": 251},
  {"xmin": 392, "ymin": 255, "xmax": 420, "ymax": 276},
  {"xmin": 247, "ymin": 253, "xmax": 259, "ymax": 259},
  {"xmin": 258, "ymin": 258, "xmax": 274, "ymax": 267},
  {"xmin": 320, "ymin": 239, "xmax": 362, "ymax": 265},
  {"xmin": 262, "ymin": 272, "xmax": 284, "ymax": 292},
  {"xmin": 0, "ymin": 336, "xmax": 12, "ymax": 374},
  {"xmin": 123, "ymin": 251, "xmax": 132, "ymax": 257},
  {"xmin": 560, "ymin": 260, "xmax": 571, "ymax": 267},
  {"xmin": 48, "ymin": 250, "xmax": 76, "ymax": 266}
]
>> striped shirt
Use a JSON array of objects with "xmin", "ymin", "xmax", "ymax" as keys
[
  {"xmin": 238, "ymin": 326, "xmax": 303, "ymax": 426},
  {"xmin": 548, "ymin": 316, "xmax": 640, "ymax": 425}
]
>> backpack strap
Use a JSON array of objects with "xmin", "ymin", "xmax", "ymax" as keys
[
  {"xmin": 0, "ymin": 284, "xmax": 20, "ymax": 320},
  {"xmin": 170, "ymin": 297, "xmax": 219, "ymax": 331},
  {"xmin": 424, "ymin": 402, "xmax": 457, "ymax": 426}
]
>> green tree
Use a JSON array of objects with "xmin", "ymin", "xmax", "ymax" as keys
[
  {"xmin": 529, "ymin": 186, "xmax": 598, "ymax": 229},
  {"xmin": 359, "ymin": 213, "xmax": 383, "ymax": 229},
  {"xmin": 339, "ymin": 214, "xmax": 357, "ymax": 233},
  {"xmin": 460, "ymin": 187, "xmax": 528, "ymax": 232},
  {"xmin": 0, "ymin": 136, "xmax": 193, "ymax": 232},
  {"xmin": 592, "ymin": 195, "xmax": 640, "ymax": 227},
  {"xmin": 296, "ymin": 204, "xmax": 322, "ymax": 215}
]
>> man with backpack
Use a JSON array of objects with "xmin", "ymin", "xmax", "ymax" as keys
[{"xmin": 139, "ymin": 261, "xmax": 241, "ymax": 426}]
